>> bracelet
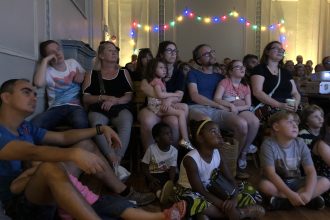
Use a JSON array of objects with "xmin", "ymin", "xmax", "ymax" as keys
[{"xmin": 95, "ymin": 124, "xmax": 103, "ymax": 135}]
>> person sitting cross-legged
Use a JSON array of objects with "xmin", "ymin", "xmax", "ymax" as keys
[
  {"xmin": 0, "ymin": 79, "xmax": 155, "ymax": 220},
  {"xmin": 258, "ymin": 111, "xmax": 330, "ymax": 210}
]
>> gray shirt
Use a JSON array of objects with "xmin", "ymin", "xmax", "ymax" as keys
[{"xmin": 260, "ymin": 137, "xmax": 313, "ymax": 179}]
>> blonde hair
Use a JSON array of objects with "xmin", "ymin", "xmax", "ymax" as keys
[
  {"xmin": 268, "ymin": 111, "xmax": 300, "ymax": 129},
  {"xmin": 94, "ymin": 41, "xmax": 120, "ymax": 71}
]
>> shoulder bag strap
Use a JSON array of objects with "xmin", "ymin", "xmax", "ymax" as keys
[
  {"xmin": 253, "ymin": 68, "xmax": 281, "ymax": 111},
  {"xmin": 97, "ymin": 71, "xmax": 106, "ymax": 95}
]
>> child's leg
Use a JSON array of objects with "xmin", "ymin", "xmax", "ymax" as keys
[
  {"xmin": 237, "ymin": 111, "xmax": 259, "ymax": 153},
  {"xmin": 258, "ymin": 179, "xmax": 287, "ymax": 198},
  {"xmin": 120, "ymin": 208, "xmax": 164, "ymax": 220},
  {"xmin": 297, "ymin": 176, "xmax": 330, "ymax": 199},
  {"xmin": 159, "ymin": 107, "xmax": 189, "ymax": 141},
  {"xmin": 120, "ymin": 200, "xmax": 186, "ymax": 220},
  {"xmin": 172, "ymin": 103, "xmax": 189, "ymax": 119},
  {"xmin": 201, "ymin": 204, "xmax": 226, "ymax": 219}
]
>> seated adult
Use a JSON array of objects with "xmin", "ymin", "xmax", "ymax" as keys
[
  {"xmin": 124, "ymin": 54, "xmax": 138, "ymax": 74},
  {"xmin": 0, "ymin": 79, "xmax": 115, "ymax": 219},
  {"xmin": 0, "ymin": 79, "xmax": 155, "ymax": 220},
  {"xmin": 83, "ymin": 41, "xmax": 133, "ymax": 165},
  {"xmin": 283, "ymin": 60, "xmax": 295, "ymax": 74},
  {"xmin": 131, "ymin": 48, "xmax": 153, "ymax": 81},
  {"xmin": 242, "ymin": 54, "xmax": 259, "ymax": 81},
  {"xmin": 138, "ymin": 41, "xmax": 188, "ymax": 150},
  {"xmin": 31, "ymin": 40, "xmax": 89, "ymax": 130},
  {"xmin": 251, "ymin": 41, "xmax": 301, "ymax": 121},
  {"xmin": 186, "ymin": 44, "xmax": 252, "ymax": 178}
]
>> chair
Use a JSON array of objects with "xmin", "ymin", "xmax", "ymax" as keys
[{"xmin": 127, "ymin": 81, "xmax": 146, "ymax": 173}]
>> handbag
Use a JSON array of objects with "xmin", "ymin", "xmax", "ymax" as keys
[
  {"xmin": 207, "ymin": 169, "xmax": 237, "ymax": 200},
  {"xmin": 253, "ymin": 69, "xmax": 281, "ymax": 121},
  {"xmin": 89, "ymin": 70, "xmax": 132, "ymax": 117}
]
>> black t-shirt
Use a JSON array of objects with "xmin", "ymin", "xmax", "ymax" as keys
[
  {"xmin": 251, "ymin": 64, "xmax": 293, "ymax": 106},
  {"xmin": 165, "ymin": 65, "xmax": 186, "ymax": 93},
  {"xmin": 84, "ymin": 69, "xmax": 133, "ymax": 117}
]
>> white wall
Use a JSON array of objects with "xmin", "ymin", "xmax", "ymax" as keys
[
  {"xmin": 0, "ymin": 0, "xmax": 103, "ymax": 115},
  {"xmin": 174, "ymin": 0, "xmax": 251, "ymax": 62}
]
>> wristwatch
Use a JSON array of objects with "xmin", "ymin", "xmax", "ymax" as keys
[{"xmin": 95, "ymin": 124, "xmax": 103, "ymax": 135}]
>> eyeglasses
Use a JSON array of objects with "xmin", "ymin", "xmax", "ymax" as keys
[
  {"xmin": 270, "ymin": 47, "xmax": 285, "ymax": 53},
  {"xmin": 232, "ymin": 65, "xmax": 245, "ymax": 70},
  {"xmin": 200, "ymin": 50, "xmax": 216, "ymax": 58},
  {"xmin": 165, "ymin": 48, "xmax": 179, "ymax": 54}
]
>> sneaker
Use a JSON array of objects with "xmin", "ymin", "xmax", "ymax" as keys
[
  {"xmin": 238, "ymin": 159, "xmax": 247, "ymax": 169},
  {"xmin": 247, "ymin": 144, "xmax": 258, "ymax": 154},
  {"xmin": 163, "ymin": 200, "xmax": 186, "ymax": 220},
  {"xmin": 160, "ymin": 180, "xmax": 175, "ymax": 205},
  {"xmin": 306, "ymin": 196, "xmax": 325, "ymax": 210},
  {"xmin": 179, "ymin": 139, "xmax": 194, "ymax": 150},
  {"xmin": 125, "ymin": 188, "xmax": 156, "ymax": 206},
  {"xmin": 269, "ymin": 196, "xmax": 293, "ymax": 210},
  {"xmin": 239, "ymin": 204, "xmax": 265, "ymax": 219}
]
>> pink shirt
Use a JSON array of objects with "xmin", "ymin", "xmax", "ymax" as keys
[
  {"xmin": 150, "ymin": 78, "xmax": 166, "ymax": 92},
  {"xmin": 58, "ymin": 174, "xmax": 99, "ymax": 220},
  {"xmin": 219, "ymin": 78, "xmax": 250, "ymax": 103}
]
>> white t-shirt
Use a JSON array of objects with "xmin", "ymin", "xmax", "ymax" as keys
[
  {"xmin": 45, "ymin": 59, "xmax": 85, "ymax": 108},
  {"xmin": 141, "ymin": 143, "xmax": 178, "ymax": 174},
  {"xmin": 178, "ymin": 149, "xmax": 221, "ymax": 189}
]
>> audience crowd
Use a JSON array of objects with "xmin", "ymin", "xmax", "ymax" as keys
[{"xmin": 1, "ymin": 38, "xmax": 330, "ymax": 220}]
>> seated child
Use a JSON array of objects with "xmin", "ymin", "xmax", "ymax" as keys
[
  {"xmin": 299, "ymin": 104, "xmax": 324, "ymax": 149},
  {"xmin": 145, "ymin": 58, "xmax": 193, "ymax": 150},
  {"xmin": 310, "ymin": 113, "xmax": 330, "ymax": 205},
  {"xmin": 141, "ymin": 122, "xmax": 178, "ymax": 195},
  {"xmin": 10, "ymin": 166, "xmax": 186, "ymax": 220},
  {"xmin": 258, "ymin": 111, "xmax": 330, "ymax": 210},
  {"xmin": 163, "ymin": 119, "xmax": 265, "ymax": 220},
  {"xmin": 31, "ymin": 40, "xmax": 89, "ymax": 130}
]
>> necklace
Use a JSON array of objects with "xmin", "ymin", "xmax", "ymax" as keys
[
  {"xmin": 231, "ymin": 81, "xmax": 240, "ymax": 100},
  {"xmin": 267, "ymin": 65, "xmax": 279, "ymax": 75}
]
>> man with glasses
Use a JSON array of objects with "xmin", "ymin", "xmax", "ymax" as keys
[{"xmin": 186, "ymin": 44, "xmax": 253, "ymax": 179}]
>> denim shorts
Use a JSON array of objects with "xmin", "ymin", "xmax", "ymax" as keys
[
  {"xmin": 283, "ymin": 177, "xmax": 306, "ymax": 191},
  {"xmin": 92, "ymin": 194, "xmax": 136, "ymax": 219},
  {"xmin": 188, "ymin": 105, "xmax": 233, "ymax": 130},
  {"xmin": 283, "ymin": 176, "xmax": 323, "ymax": 192}
]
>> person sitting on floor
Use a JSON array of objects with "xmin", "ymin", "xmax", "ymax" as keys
[
  {"xmin": 299, "ymin": 104, "xmax": 324, "ymax": 149},
  {"xmin": 0, "ymin": 79, "xmax": 155, "ymax": 220},
  {"xmin": 258, "ymin": 111, "xmax": 330, "ymax": 210},
  {"xmin": 31, "ymin": 40, "xmax": 89, "ymax": 130},
  {"xmin": 141, "ymin": 122, "xmax": 178, "ymax": 196},
  {"xmin": 10, "ymin": 166, "xmax": 186, "ymax": 220},
  {"xmin": 161, "ymin": 119, "xmax": 265, "ymax": 220},
  {"xmin": 309, "ymin": 113, "xmax": 330, "ymax": 206}
]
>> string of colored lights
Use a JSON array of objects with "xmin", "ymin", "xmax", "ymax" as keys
[{"xmin": 128, "ymin": 8, "xmax": 288, "ymax": 49}]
